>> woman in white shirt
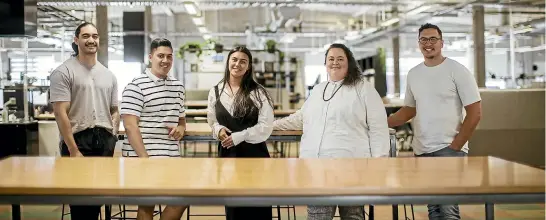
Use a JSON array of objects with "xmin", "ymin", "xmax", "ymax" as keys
[
  {"xmin": 206, "ymin": 46, "xmax": 274, "ymax": 220},
  {"xmin": 273, "ymin": 43, "xmax": 390, "ymax": 220}
]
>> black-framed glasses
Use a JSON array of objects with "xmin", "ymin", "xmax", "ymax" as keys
[{"xmin": 418, "ymin": 37, "xmax": 441, "ymax": 44}]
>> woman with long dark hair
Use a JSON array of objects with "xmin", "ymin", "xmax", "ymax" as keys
[
  {"xmin": 206, "ymin": 46, "xmax": 274, "ymax": 219},
  {"xmin": 273, "ymin": 43, "xmax": 390, "ymax": 220}
]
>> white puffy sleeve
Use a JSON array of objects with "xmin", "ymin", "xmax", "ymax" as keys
[
  {"xmin": 358, "ymin": 82, "xmax": 390, "ymax": 157},
  {"xmin": 230, "ymin": 89, "xmax": 274, "ymax": 145},
  {"xmin": 206, "ymin": 87, "xmax": 227, "ymax": 140}
]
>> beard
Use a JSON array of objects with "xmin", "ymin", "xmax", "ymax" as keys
[{"xmin": 81, "ymin": 43, "xmax": 98, "ymax": 54}]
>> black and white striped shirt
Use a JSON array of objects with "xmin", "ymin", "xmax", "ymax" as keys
[{"xmin": 120, "ymin": 69, "xmax": 185, "ymax": 157}]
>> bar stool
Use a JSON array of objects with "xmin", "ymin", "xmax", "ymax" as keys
[{"xmin": 389, "ymin": 128, "xmax": 415, "ymax": 220}]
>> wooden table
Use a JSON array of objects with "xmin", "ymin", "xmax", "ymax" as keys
[{"xmin": 0, "ymin": 156, "xmax": 543, "ymax": 220}]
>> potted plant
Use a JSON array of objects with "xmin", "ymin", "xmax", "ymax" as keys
[
  {"xmin": 177, "ymin": 42, "xmax": 203, "ymax": 60},
  {"xmin": 265, "ymin": 40, "xmax": 277, "ymax": 53}
]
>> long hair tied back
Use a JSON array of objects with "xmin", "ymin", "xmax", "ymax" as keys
[{"xmin": 220, "ymin": 46, "xmax": 274, "ymax": 118}]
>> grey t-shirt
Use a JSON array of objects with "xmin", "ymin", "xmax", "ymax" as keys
[{"xmin": 49, "ymin": 57, "xmax": 118, "ymax": 134}]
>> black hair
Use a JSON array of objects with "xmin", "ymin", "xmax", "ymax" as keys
[
  {"xmin": 72, "ymin": 22, "xmax": 96, "ymax": 57},
  {"xmin": 418, "ymin": 23, "xmax": 443, "ymax": 38},
  {"xmin": 219, "ymin": 46, "xmax": 274, "ymax": 119},
  {"xmin": 150, "ymin": 38, "xmax": 173, "ymax": 54},
  {"xmin": 324, "ymin": 43, "xmax": 363, "ymax": 86}
]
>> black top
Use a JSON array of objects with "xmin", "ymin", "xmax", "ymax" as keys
[{"xmin": 213, "ymin": 85, "xmax": 270, "ymax": 158}]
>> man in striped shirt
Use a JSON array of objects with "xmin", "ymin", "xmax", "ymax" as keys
[{"xmin": 120, "ymin": 38, "xmax": 187, "ymax": 219}]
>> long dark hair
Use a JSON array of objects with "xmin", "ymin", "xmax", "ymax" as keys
[
  {"xmin": 219, "ymin": 46, "xmax": 274, "ymax": 118},
  {"xmin": 324, "ymin": 43, "xmax": 363, "ymax": 86},
  {"xmin": 71, "ymin": 22, "xmax": 96, "ymax": 57}
]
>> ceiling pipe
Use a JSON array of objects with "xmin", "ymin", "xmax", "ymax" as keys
[{"xmin": 346, "ymin": 0, "xmax": 481, "ymax": 47}]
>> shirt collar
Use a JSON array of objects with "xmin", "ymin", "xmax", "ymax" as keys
[
  {"xmin": 145, "ymin": 68, "xmax": 170, "ymax": 83},
  {"xmin": 328, "ymin": 78, "xmax": 344, "ymax": 86}
]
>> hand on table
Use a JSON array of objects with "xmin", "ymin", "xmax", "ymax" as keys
[{"xmin": 70, "ymin": 149, "xmax": 83, "ymax": 157}]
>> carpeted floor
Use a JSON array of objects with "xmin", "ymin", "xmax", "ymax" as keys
[{"xmin": 0, "ymin": 204, "xmax": 544, "ymax": 220}]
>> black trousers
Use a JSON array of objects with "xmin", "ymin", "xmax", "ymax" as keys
[{"xmin": 60, "ymin": 127, "xmax": 117, "ymax": 220}]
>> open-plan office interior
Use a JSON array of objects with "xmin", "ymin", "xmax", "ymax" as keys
[{"xmin": 0, "ymin": 0, "xmax": 544, "ymax": 219}]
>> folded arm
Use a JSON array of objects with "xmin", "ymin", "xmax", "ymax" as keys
[{"xmin": 230, "ymin": 92, "xmax": 274, "ymax": 145}]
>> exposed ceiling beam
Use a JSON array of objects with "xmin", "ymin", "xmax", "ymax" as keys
[{"xmin": 346, "ymin": 0, "xmax": 481, "ymax": 46}]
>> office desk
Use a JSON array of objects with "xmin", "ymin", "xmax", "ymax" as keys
[{"xmin": 0, "ymin": 156, "xmax": 543, "ymax": 220}]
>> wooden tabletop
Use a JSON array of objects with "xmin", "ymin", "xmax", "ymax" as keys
[
  {"xmin": 118, "ymin": 123, "xmax": 302, "ymax": 136},
  {"xmin": 0, "ymin": 156, "xmax": 543, "ymax": 196}
]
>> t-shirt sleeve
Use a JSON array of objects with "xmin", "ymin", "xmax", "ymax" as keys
[
  {"xmin": 453, "ymin": 63, "xmax": 482, "ymax": 106},
  {"xmin": 403, "ymin": 72, "xmax": 416, "ymax": 107},
  {"xmin": 120, "ymin": 83, "xmax": 144, "ymax": 117},
  {"xmin": 49, "ymin": 67, "xmax": 71, "ymax": 103},
  {"xmin": 111, "ymin": 74, "xmax": 119, "ymax": 107}
]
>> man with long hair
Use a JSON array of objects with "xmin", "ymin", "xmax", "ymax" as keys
[
  {"xmin": 274, "ymin": 43, "xmax": 389, "ymax": 220},
  {"xmin": 49, "ymin": 22, "xmax": 119, "ymax": 219}
]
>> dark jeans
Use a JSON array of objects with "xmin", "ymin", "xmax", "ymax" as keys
[
  {"xmin": 416, "ymin": 146, "xmax": 467, "ymax": 220},
  {"xmin": 60, "ymin": 127, "xmax": 117, "ymax": 220}
]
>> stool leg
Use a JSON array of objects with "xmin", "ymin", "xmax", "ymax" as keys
[
  {"xmin": 392, "ymin": 205, "xmax": 399, "ymax": 220},
  {"xmin": 277, "ymin": 205, "xmax": 281, "ymax": 220},
  {"xmin": 411, "ymin": 204, "xmax": 415, "ymax": 220},
  {"xmin": 368, "ymin": 205, "xmax": 374, "ymax": 220},
  {"xmin": 61, "ymin": 204, "xmax": 65, "ymax": 220},
  {"xmin": 186, "ymin": 206, "xmax": 190, "ymax": 220}
]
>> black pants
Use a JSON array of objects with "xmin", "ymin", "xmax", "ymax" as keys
[{"xmin": 60, "ymin": 127, "xmax": 117, "ymax": 220}]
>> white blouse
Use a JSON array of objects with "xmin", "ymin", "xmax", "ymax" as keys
[
  {"xmin": 273, "ymin": 79, "xmax": 390, "ymax": 158},
  {"xmin": 206, "ymin": 83, "xmax": 274, "ymax": 146}
]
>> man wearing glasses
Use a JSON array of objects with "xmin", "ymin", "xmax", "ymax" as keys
[{"xmin": 388, "ymin": 23, "xmax": 482, "ymax": 220}]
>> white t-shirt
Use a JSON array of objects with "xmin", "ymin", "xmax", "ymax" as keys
[{"xmin": 404, "ymin": 58, "xmax": 481, "ymax": 155}]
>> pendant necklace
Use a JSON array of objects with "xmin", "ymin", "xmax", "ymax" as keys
[{"xmin": 322, "ymin": 82, "xmax": 343, "ymax": 101}]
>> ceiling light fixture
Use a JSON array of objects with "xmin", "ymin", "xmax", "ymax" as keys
[{"xmin": 184, "ymin": 2, "xmax": 199, "ymax": 15}]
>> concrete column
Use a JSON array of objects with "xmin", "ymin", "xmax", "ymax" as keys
[
  {"xmin": 96, "ymin": 6, "xmax": 108, "ymax": 67},
  {"xmin": 472, "ymin": 5, "xmax": 486, "ymax": 87},
  {"xmin": 144, "ymin": 6, "xmax": 152, "ymax": 56},
  {"xmin": 392, "ymin": 5, "xmax": 400, "ymax": 95}
]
